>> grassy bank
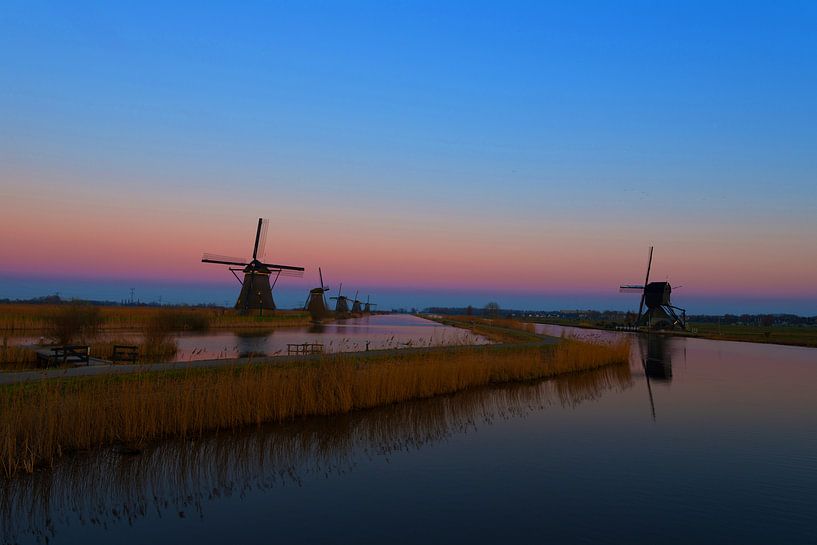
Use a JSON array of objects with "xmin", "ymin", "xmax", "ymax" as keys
[
  {"xmin": 0, "ymin": 303, "xmax": 312, "ymax": 335},
  {"xmin": 422, "ymin": 315, "xmax": 540, "ymax": 343},
  {"xmin": 687, "ymin": 322, "xmax": 817, "ymax": 348},
  {"xmin": 525, "ymin": 317, "xmax": 817, "ymax": 348},
  {"xmin": 0, "ymin": 337, "xmax": 629, "ymax": 477}
]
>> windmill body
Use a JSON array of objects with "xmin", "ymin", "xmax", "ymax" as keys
[
  {"xmin": 202, "ymin": 218, "xmax": 304, "ymax": 314},
  {"xmin": 620, "ymin": 247, "xmax": 686, "ymax": 331},
  {"xmin": 330, "ymin": 282, "xmax": 351, "ymax": 316},
  {"xmin": 350, "ymin": 291, "xmax": 363, "ymax": 315},
  {"xmin": 363, "ymin": 295, "xmax": 377, "ymax": 314},
  {"xmin": 305, "ymin": 268, "xmax": 331, "ymax": 322}
]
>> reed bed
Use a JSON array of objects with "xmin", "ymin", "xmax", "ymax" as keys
[
  {"xmin": 0, "ymin": 304, "xmax": 311, "ymax": 335},
  {"xmin": 1, "ymin": 362, "xmax": 632, "ymax": 543},
  {"xmin": 0, "ymin": 337, "xmax": 629, "ymax": 476},
  {"xmin": 426, "ymin": 315, "xmax": 539, "ymax": 343}
]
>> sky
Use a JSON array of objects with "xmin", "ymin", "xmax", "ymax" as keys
[{"xmin": 1, "ymin": 1, "xmax": 816, "ymax": 314}]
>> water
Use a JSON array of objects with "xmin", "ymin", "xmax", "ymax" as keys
[
  {"xmin": 3, "ymin": 326, "xmax": 817, "ymax": 544},
  {"xmin": 9, "ymin": 315, "xmax": 489, "ymax": 361},
  {"xmin": 170, "ymin": 314, "xmax": 488, "ymax": 361}
]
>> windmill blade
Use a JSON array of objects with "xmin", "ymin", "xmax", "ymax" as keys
[
  {"xmin": 251, "ymin": 218, "xmax": 268, "ymax": 260},
  {"xmin": 620, "ymin": 286, "xmax": 645, "ymax": 293},
  {"xmin": 259, "ymin": 262, "xmax": 305, "ymax": 272},
  {"xmin": 202, "ymin": 259, "xmax": 248, "ymax": 266},
  {"xmin": 255, "ymin": 219, "xmax": 270, "ymax": 260},
  {"xmin": 202, "ymin": 253, "xmax": 250, "ymax": 266},
  {"xmin": 319, "ymin": 267, "xmax": 324, "ymax": 291},
  {"xmin": 337, "ymin": 282, "xmax": 343, "ymax": 298},
  {"xmin": 271, "ymin": 268, "xmax": 305, "ymax": 278},
  {"xmin": 637, "ymin": 246, "xmax": 654, "ymax": 324},
  {"xmin": 644, "ymin": 247, "xmax": 654, "ymax": 286}
]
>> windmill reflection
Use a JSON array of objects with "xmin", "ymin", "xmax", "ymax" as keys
[
  {"xmin": 234, "ymin": 329, "xmax": 272, "ymax": 358},
  {"xmin": 640, "ymin": 334, "xmax": 672, "ymax": 421},
  {"xmin": 644, "ymin": 334, "xmax": 672, "ymax": 381},
  {"xmin": 0, "ymin": 363, "xmax": 631, "ymax": 545}
]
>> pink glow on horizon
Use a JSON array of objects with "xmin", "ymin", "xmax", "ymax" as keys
[{"xmin": 2, "ymin": 179, "xmax": 816, "ymax": 299}]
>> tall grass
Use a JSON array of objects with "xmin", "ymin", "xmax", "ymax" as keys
[
  {"xmin": 427, "ymin": 315, "xmax": 539, "ymax": 343},
  {"xmin": 0, "ymin": 304, "xmax": 311, "ymax": 335},
  {"xmin": 0, "ymin": 362, "xmax": 632, "ymax": 543},
  {"xmin": 0, "ymin": 337, "xmax": 629, "ymax": 476}
]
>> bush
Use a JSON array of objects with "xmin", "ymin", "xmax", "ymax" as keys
[
  {"xmin": 47, "ymin": 303, "xmax": 103, "ymax": 344},
  {"xmin": 141, "ymin": 316, "xmax": 179, "ymax": 362}
]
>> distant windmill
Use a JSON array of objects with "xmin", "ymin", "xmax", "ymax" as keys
[
  {"xmin": 350, "ymin": 290, "xmax": 363, "ymax": 314},
  {"xmin": 330, "ymin": 283, "xmax": 351, "ymax": 315},
  {"xmin": 304, "ymin": 268, "xmax": 331, "ymax": 322},
  {"xmin": 620, "ymin": 246, "xmax": 686, "ymax": 330},
  {"xmin": 202, "ymin": 218, "xmax": 304, "ymax": 314},
  {"xmin": 363, "ymin": 295, "xmax": 378, "ymax": 314}
]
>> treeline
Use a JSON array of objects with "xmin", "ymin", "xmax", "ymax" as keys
[
  {"xmin": 688, "ymin": 314, "xmax": 817, "ymax": 326},
  {"xmin": 425, "ymin": 306, "xmax": 817, "ymax": 325},
  {"xmin": 0, "ymin": 295, "xmax": 222, "ymax": 309}
]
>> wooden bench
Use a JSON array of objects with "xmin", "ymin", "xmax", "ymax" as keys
[
  {"xmin": 112, "ymin": 345, "xmax": 139, "ymax": 364},
  {"xmin": 36, "ymin": 345, "xmax": 90, "ymax": 367},
  {"xmin": 287, "ymin": 343, "xmax": 324, "ymax": 356}
]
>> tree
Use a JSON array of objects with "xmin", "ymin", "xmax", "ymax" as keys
[{"xmin": 484, "ymin": 302, "xmax": 500, "ymax": 318}]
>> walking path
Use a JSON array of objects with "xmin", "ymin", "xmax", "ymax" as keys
[{"xmin": 0, "ymin": 338, "xmax": 559, "ymax": 385}]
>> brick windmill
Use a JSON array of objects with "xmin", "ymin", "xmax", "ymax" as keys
[
  {"xmin": 330, "ymin": 283, "xmax": 351, "ymax": 316},
  {"xmin": 304, "ymin": 267, "xmax": 331, "ymax": 322},
  {"xmin": 202, "ymin": 218, "xmax": 304, "ymax": 314},
  {"xmin": 350, "ymin": 290, "xmax": 363, "ymax": 315},
  {"xmin": 619, "ymin": 246, "xmax": 686, "ymax": 330}
]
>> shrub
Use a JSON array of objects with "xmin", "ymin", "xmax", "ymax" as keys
[{"xmin": 47, "ymin": 303, "xmax": 103, "ymax": 344}]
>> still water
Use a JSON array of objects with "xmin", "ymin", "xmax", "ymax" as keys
[
  {"xmin": 170, "ymin": 314, "xmax": 488, "ymax": 361},
  {"xmin": 3, "ymin": 326, "xmax": 816, "ymax": 544}
]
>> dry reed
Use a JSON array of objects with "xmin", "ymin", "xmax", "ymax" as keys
[
  {"xmin": 0, "ymin": 304, "xmax": 311, "ymax": 334},
  {"xmin": 0, "ymin": 337, "xmax": 629, "ymax": 476},
  {"xmin": 0, "ymin": 362, "xmax": 633, "ymax": 543}
]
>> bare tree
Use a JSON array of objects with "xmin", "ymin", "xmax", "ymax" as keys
[{"xmin": 484, "ymin": 302, "xmax": 500, "ymax": 318}]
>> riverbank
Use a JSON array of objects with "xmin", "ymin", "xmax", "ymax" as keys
[
  {"xmin": 0, "ymin": 303, "xmax": 313, "ymax": 335},
  {"xmin": 524, "ymin": 318, "xmax": 817, "ymax": 348},
  {"xmin": 0, "ymin": 326, "xmax": 629, "ymax": 477}
]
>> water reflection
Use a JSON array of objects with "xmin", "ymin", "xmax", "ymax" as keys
[
  {"xmin": 642, "ymin": 335, "xmax": 672, "ymax": 381},
  {"xmin": 0, "ymin": 364, "xmax": 631, "ymax": 545},
  {"xmin": 307, "ymin": 323, "xmax": 326, "ymax": 334}
]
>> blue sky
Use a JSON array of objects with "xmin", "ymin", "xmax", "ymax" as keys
[{"xmin": 1, "ymin": 1, "xmax": 816, "ymax": 313}]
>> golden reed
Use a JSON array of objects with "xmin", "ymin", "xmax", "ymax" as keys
[
  {"xmin": 0, "ymin": 303, "xmax": 311, "ymax": 334},
  {"xmin": 0, "ymin": 338, "xmax": 629, "ymax": 477}
]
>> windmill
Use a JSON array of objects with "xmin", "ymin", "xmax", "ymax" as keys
[
  {"xmin": 304, "ymin": 268, "xmax": 331, "ymax": 322},
  {"xmin": 202, "ymin": 218, "xmax": 304, "ymax": 314},
  {"xmin": 619, "ymin": 246, "xmax": 686, "ymax": 330},
  {"xmin": 363, "ymin": 295, "xmax": 378, "ymax": 314},
  {"xmin": 330, "ymin": 283, "xmax": 351, "ymax": 315},
  {"xmin": 350, "ymin": 290, "xmax": 363, "ymax": 314}
]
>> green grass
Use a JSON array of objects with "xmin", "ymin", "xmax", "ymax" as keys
[
  {"xmin": 524, "ymin": 317, "xmax": 817, "ymax": 348},
  {"xmin": 689, "ymin": 322, "xmax": 817, "ymax": 348}
]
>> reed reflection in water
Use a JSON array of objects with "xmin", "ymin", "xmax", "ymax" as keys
[{"xmin": 0, "ymin": 363, "xmax": 631, "ymax": 544}]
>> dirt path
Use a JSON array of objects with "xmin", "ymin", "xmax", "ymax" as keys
[{"xmin": 0, "ymin": 338, "xmax": 560, "ymax": 385}]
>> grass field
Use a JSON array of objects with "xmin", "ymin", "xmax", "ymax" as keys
[
  {"xmin": 0, "ymin": 332, "xmax": 629, "ymax": 477},
  {"xmin": 688, "ymin": 322, "xmax": 817, "ymax": 348},
  {"xmin": 524, "ymin": 317, "xmax": 817, "ymax": 348},
  {"xmin": 423, "ymin": 315, "xmax": 539, "ymax": 343}
]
